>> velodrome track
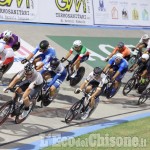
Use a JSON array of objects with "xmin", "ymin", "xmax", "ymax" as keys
[{"xmin": 0, "ymin": 22, "xmax": 150, "ymax": 149}]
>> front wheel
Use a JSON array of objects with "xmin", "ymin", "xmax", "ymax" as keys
[
  {"xmin": 138, "ymin": 88, "xmax": 150, "ymax": 105},
  {"xmin": 15, "ymin": 103, "xmax": 34, "ymax": 124},
  {"xmin": 0, "ymin": 100, "xmax": 13, "ymax": 126},
  {"xmin": 122, "ymin": 78, "xmax": 136, "ymax": 95},
  {"xmin": 65, "ymin": 100, "xmax": 83, "ymax": 124}
]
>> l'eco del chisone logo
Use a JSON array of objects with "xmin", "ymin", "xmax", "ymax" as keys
[
  {"xmin": 55, "ymin": 0, "xmax": 86, "ymax": 13},
  {"xmin": 0, "ymin": 0, "xmax": 30, "ymax": 8}
]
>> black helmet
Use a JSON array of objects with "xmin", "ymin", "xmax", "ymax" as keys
[
  {"xmin": 39, "ymin": 40, "xmax": 49, "ymax": 50},
  {"xmin": 50, "ymin": 58, "xmax": 60, "ymax": 70},
  {"xmin": 24, "ymin": 63, "xmax": 34, "ymax": 74},
  {"xmin": 93, "ymin": 67, "xmax": 102, "ymax": 76},
  {"xmin": 118, "ymin": 42, "xmax": 124, "ymax": 48}
]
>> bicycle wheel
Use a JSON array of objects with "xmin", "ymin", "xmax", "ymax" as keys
[
  {"xmin": 65, "ymin": 100, "xmax": 83, "ymax": 124},
  {"xmin": 122, "ymin": 78, "xmax": 136, "ymax": 95},
  {"xmin": 15, "ymin": 103, "xmax": 34, "ymax": 124},
  {"xmin": 128, "ymin": 55, "xmax": 137, "ymax": 69},
  {"xmin": 137, "ymin": 81, "xmax": 150, "ymax": 94},
  {"xmin": 88, "ymin": 98, "xmax": 99, "ymax": 118},
  {"xmin": 70, "ymin": 67, "xmax": 85, "ymax": 86},
  {"xmin": 106, "ymin": 82, "xmax": 121, "ymax": 99},
  {"xmin": 138, "ymin": 88, "xmax": 150, "ymax": 105},
  {"xmin": 0, "ymin": 100, "xmax": 13, "ymax": 126},
  {"xmin": 40, "ymin": 89, "xmax": 53, "ymax": 107}
]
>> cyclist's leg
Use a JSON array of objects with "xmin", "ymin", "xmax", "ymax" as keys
[
  {"xmin": 49, "ymin": 70, "xmax": 67, "ymax": 98},
  {"xmin": 77, "ymin": 55, "xmax": 89, "ymax": 70},
  {"xmin": 12, "ymin": 42, "xmax": 20, "ymax": 51},
  {"xmin": 86, "ymin": 80, "xmax": 99, "ymax": 107},
  {"xmin": 33, "ymin": 54, "xmax": 45, "ymax": 66},
  {"xmin": 0, "ymin": 57, "xmax": 14, "ymax": 76}
]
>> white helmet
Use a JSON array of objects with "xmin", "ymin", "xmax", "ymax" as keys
[
  {"xmin": 3, "ymin": 30, "xmax": 12, "ymax": 39},
  {"xmin": 73, "ymin": 40, "xmax": 82, "ymax": 47},
  {"xmin": 115, "ymin": 53, "xmax": 123, "ymax": 59},
  {"xmin": 141, "ymin": 53, "xmax": 149, "ymax": 60},
  {"xmin": 142, "ymin": 34, "xmax": 149, "ymax": 40},
  {"xmin": 0, "ymin": 42, "xmax": 5, "ymax": 53}
]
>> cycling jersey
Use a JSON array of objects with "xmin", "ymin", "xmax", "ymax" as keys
[
  {"xmin": 137, "ymin": 58, "xmax": 150, "ymax": 73},
  {"xmin": 32, "ymin": 46, "xmax": 56, "ymax": 65},
  {"xmin": 69, "ymin": 45, "xmax": 90, "ymax": 59},
  {"xmin": 17, "ymin": 69, "xmax": 43, "ymax": 89},
  {"xmin": 46, "ymin": 63, "xmax": 67, "ymax": 88},
  {"xmin": 0, "ymin": 45, "xmax": 14, "ymax": 66},
  {"xmin": 112, "ymin": 46, "xmax": 131, "ymax": 57},
  {"xmin": 0, "ymin": 33, "xmax": 20, "ymax": 48},
  {"xmin": 109, "ymin": 56, "xmax": 128, "ymax": 74},
  {"xmin": 138, "ymin": 38, "xmax": 150, "ymax": 49},
  {"xmin": 86, "ymin": 72, "xmax": 107, "ymax": 88}
]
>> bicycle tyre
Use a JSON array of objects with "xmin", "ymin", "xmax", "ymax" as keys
[
  {"xmin": 15, "ymin": 103, "xmax": 34, "ymax": 124},
  {"xmin": 65, "ymin": 100, "xmax": 83, "ymax": 124},
  {"xmin": 0, "ymin": 100, "xmax": 13, "ymax": 126},
  {"xmin": 122, "ymin": 78, "xmax": 136, "ymax": 95},
  {"xmin": 41, "ymin": 89, "xmax": 53, "ymax": 107},
  {"xmin": 138, "ymin": 88, "xmax": 150, "ymax": 105},
  {"xmin": 106, "ymin": 82, "xmax": 121, "ymax": 99},
  {"xmin": 137, "ymin": 81, "xmax": 150, "ymax": 94},
  {"xmin": 70, "ymin": 67, "xmax": 85, "ymax": 86},
  {"xmin": 128, "ymin": 55, "xmax": 137, "ymax": 69}
]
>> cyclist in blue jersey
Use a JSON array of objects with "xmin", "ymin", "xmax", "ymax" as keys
[
  {"xmin": 21, "ymin": 40, "xmax": 56, "ymax": 70},
  {"xmin": 41, "ymin": 58, "xmax": 67, "ymax": 106},
  {"xmin": 103, "ymin": 53, "xmax": 128, "ymax": 94}
]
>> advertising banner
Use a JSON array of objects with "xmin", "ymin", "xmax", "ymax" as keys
[
  {"xmin": 0, "ymin": 0, "xmax": 93, "ymax": 25},
  {"xmin": 0, "ymin": 0, "xmax": 38, "ymax": 22},
  {"xmin": 93, "ymin": 0, "xmax": 150, "ymax": 26}
]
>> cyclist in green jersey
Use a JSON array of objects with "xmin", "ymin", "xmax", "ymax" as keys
[{"xmin": 61, "ymin": 40, "xmax": 90, "ymax": 75}]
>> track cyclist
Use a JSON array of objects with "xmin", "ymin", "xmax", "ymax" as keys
[
  {"xmin": 129, "ymin": 53, "xmax": 150, "ymax": 84},
  {"xmin": 21, "ymin": 40, "xmax": 56, "ymax": 70},
  {"xmin": 132, "ymin": 34, "xmax": 150, "ymax": 54},
  {"xmin": 74, "ymin": 67, "xmax": 107, "ymax": 120},
  {"xmin": 105, "ymin": 42, "xmax": 131, "ymax": 61},
  {"xmin": 61, "ymin": 40, "xmax": 90, "ymax": 76},
  {"xmin": 103, "ymin": 53, "xmax": 128, "ymax": 95},
  {"xmin": 4, "ymin": 63, "xmax": 43, "ymax": 118},
  {"xmin": 41, "ymin": 58, "xmax": 67, "ymax": 105},
  {"xmin": 0, "ymin": 40, "xmax": 15, "ymax": 80},
  {"xmin": 0, "ymin": 30, "xmax": 21, "ymax": 51}
]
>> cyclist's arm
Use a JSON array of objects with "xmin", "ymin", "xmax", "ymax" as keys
[
  {"xmin": 103, "ymin": 64, "xmax": 111, "ymax": 73},
  {"xmin": 47, "ymin": 73, "xmax": 60, "ymax": 87},
  {"xmin": 26, "ymin": 47, "xmax": 39, "ymax": 60},
  {"xmin": 141, "ymin": 69, "xmax": 147, "ymax": 77},
  {"xmin": 64, "ymin": 48, "xmax": 73, "ymax": 59},
  {"xmin": 107, "ymin": 47, "xmax": 118, "ymax": 59},
  {"xmin": 8, "ymin": 73, "xmax": 23, "ymax": 88},
  {"xmin": 112, "ymin": 71, "xmax": 120, "ymax": 81},
  {"xmin": 103, "ymin": 57, "xmax": 114, "ymax": 72},
  {"xmin": 80, "ymin": 72, "xmax": 93, "ymax": 90},
  {"xmin": 79, "ymin": 80, "xmax": 89, "ymax": 90}
]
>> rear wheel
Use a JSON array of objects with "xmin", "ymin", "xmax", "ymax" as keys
[
  {"xmin": 138, "ymin": 88, "xmax": 150, "ymax": 105},
  {"xmin": 137, "ymin": 80, "xmax": 150, "ymax": 94},
  {"xmin": 70, "ymin": 67, "xmax": 85, "ymax": 86},
  {"xmin": 106, "ymin": 82, "xmax": 121, "ymax": 99},
  {"xmin": 128, "ymin": 55, "xmax": 137, "ymax": 69},
  {"xmin": 123, "ymin": 78, "xmax": 136, "ymax": 95},
  {"xmin": 0, "ymin": 101, "xmax": 13, "ymax": 126},
  {"xmin": 65, "ymin": 100, "xmax": 83, "ymax": 124}
]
